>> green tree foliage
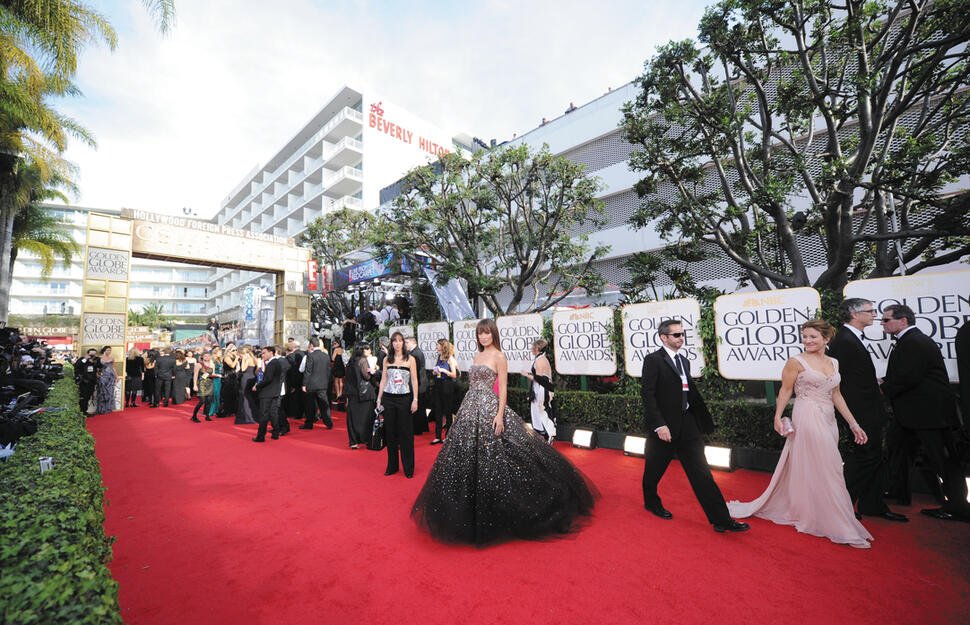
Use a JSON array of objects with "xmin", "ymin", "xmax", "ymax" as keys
[
  {"xmin": 621, "ymin": 0, "xmax": 970, "ymax": 292},
  {"xmin": 9, "ymin": 182, "xmax": 80, "ymax": 279},
  {"xmin": 297, "ymin": 206, "xmax": 373, "ymax": 323},
  {"xmin": 377, "ymin": 144, "xmax": 610, "ymax": 316},
  {"xmin": 127, "ymin": 301, "xmax": 169, "ymax": 329}
]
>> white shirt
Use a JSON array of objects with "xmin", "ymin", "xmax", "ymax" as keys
[
  {"xmin": 895, "ymin": 325, "xmax": 917, "ymax": 340},
  {"xmin": 658, "ymin": 345, "xmax": 689, "ymax": 430},
  {"xmin": 845, "ymin": 324, "xmax": 866, "ymax": 342}
]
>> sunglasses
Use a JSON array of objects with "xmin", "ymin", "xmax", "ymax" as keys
[
  {"xmin": 663, "ymin": 332, "xmax": 685, "ymax": 338},
  {"xmin": 880, "ymin": 317, "xmax": 894, "ymax": 323}
]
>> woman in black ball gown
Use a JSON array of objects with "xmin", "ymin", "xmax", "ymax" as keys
[{"xmin": 411, "ymin": 319, "xmax": 595, "ymax": 546}]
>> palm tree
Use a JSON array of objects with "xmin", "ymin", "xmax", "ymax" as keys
[
  {"xmin": 0, "ymin": 0, "xmax": 176, "ymax": 320},
  {"xmin": 10, "ymin": 203, "xmax": 80, "ymax": 278},
  {"xmin": 128, "ymin": 302, "xmax": 168, "ymax": 330}
]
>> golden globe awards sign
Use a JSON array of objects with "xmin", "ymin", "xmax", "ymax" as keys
[
  {"xmin": 496, "ymin": 314, "xmax": 543, "ymax": 373},
  {"xmin": 452, "ymin": 319, "xmax": 481, "ymax": 372},
  {"xmin": 622, "ymin": 299, "xmax": 704, "ymax": 378},
  {"xmin": 845, "ymin": 269, "xmax": 970, "ymax": 382},
  {"xmin": 82, "ymin": 313, "xmax": 127, "ymax": 345},
  {"xmin": 85, "ymin": 247, "xmax": 130, "ymax": 280},
  {"xmin": 417, "ymin": 322, "xmax": 449, "ymax": 370},
  {"xmin": 715, "ymin": 287, "xmax": 821, "ymax": 380},
  {"xmin": 552, "ymin": 307, "xmax": 616, "ymax": 376}
]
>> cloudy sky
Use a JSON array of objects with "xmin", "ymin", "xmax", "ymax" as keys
[{"xmin": 59, "ymin": 0, "xmax": 710, "ymax": 218}]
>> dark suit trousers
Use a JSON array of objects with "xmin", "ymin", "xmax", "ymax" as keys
[
  {"xmin": 303, "ymin": 389, "xmax": 332, "ymax": 427},
  {"xmin": 156, "ymin": 378, "xmax": 173, "ymax": 405},
  {"xmin": 642, "ymin": 411, "xmax": 731, "ymax": 525},
  {"xmin": 887, "ymin": 422, "xmax": 969, "ymax": 512},
  {"xmin": 843, "ymin": 420, "xmax": 889, "ymax": 515},
  {"xmin": 78, "ymin": 381, "xmax": 96, "ymax": 412},
  {"xmin": 255, "ymin": 396, "xmax": 281, "ymax": 439},
  {"xmin": 383, "ymin": 394, "xmax": 414, "ymax": 476}
]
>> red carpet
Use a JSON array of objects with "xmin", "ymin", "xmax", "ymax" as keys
[{"xmin": 87, "ymin": 403, "xmax": 969, "ymax": 625}]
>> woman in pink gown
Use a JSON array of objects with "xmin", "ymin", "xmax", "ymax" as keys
[{"xmin": 728, "ymin": 319, "xmax": 873, "ymax": 549}]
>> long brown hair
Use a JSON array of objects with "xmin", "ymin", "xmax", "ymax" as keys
[
  {"xmin": 387, "ymin": 331, "xmax": 410, "ymax": 364},
  {"xmin": 476, "ymin": 319, "xmax": 502, "ymax": 352}
]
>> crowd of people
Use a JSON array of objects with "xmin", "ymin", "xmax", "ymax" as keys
[{"xmin": 76, "ymin": 296, "xmax": 970, "ymax": 546}]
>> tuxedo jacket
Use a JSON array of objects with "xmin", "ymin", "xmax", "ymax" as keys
[
  {"xmin": 827, "ymin": 326, "xmax": 886, "ymax": 428},
  {"xmin": 410, "ymin": 347, "xmax": 429, "ymax": 393},
  {"xmin": 254, "ymin": 358, "xmax": 285, "ymax": 399},
  {"xmin": 882, "ymin": 327, "xmax": 955, "ymax": 429},
  {"xmin": 956, "ymin": 321, "xmax": 970, "ymax": 421},
  {"xmin": 302, "ymin": 349, "xmax": 330, "ymax": 392},
  {"xmin": 640, "ymin": 347, "xmax": 713, "ymax": 439},
  {"xmin": 154, "ymin": 354, "xmax": 176, "ymax": 380},
  {"xmin": 286, "ymin": 350, "xmax": 305, "ymax": 389}
]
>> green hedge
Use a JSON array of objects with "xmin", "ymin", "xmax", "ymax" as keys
[
  {"xmin": 0, "ymin": 371, "xmax": 122, "ymax": 625},
  {"xmin": 462, "ymin": 383, "xmax": 789, "ymax": 451}
]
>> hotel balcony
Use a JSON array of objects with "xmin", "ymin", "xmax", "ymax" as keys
[
  {"xmin": 323, "ymin": 166, "xmax": 363, "ymax": 198},
  {"xmin": 325, "ymin": 137, "xmax": 363, "ymax": 169},
  {"xmin": 322, "ymin": 107, "xmax": 363, "ymax": 142}
]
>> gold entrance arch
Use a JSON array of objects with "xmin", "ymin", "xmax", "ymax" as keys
[{"xmin": 79, "ymin": 210, "xmax": 311, "ymax": 411}]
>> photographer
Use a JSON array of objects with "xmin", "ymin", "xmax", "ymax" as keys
[{"xmin": 74, "ymin": 348, "xmax": 102, "ymax": 414}]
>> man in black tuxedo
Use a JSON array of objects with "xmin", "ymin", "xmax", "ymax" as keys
[
  {"xmin": 828, "ymin": 298, "xmax": 907, "ymax": 522},
  {"xmin": 956, "ymin": 320, "xmax": 970, "ymax": 422},
  {"xmin": 74, "ymin": 348, "xmax": 102, "ymax": 413},
  {"xmin": 640, "ymin": 319, "xmax": 749, "ymax": 533},
  {"xmin": 283, "ymin": 338, "xmax": 305, "ymax": 423},
  {"xmin": 405, "ymin": 337, "xmax": 430, "ymax": 434},
  {"xmin": 154, "ymin": 348, "xmax": 176, "ymax": 407},
  {"xmin": 252, "ymin": 346, "xmax": 285, "ymax": 442},
  {"xmin": 300, "ymin": 337, "xmax": 332, "ymax": 429},
  {"xmin": 881, "ymin": 304, "xmax": 969, "ymax": 522}
]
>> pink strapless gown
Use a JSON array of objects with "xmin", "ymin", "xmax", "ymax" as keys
[{"xmin": 728, "ymin": 355, "xmax": 873, "ymax": 548}]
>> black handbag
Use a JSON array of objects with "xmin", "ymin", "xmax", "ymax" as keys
[{"xmin": 366, "ymin": 413, "xmax": 385, "ymax": 451}]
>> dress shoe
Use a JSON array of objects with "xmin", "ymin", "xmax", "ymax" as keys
[
  {"xmin": 271, "ymin": 433, "xmax": 280, "ymax": 440},
  {"xmin": 921, "ymin": 508, "xmax": 970, "ymax": 522},
  {"xmin": 384, "ymin": 469, "xmax": 398, "ymax": 476},
  {"xmin": 190, "ymin": 416, "xmax": 201, "ymax": 423},
  {"xmin": 325, "ymin": 423, "xmax": 334, "ymax": 430},
  {"xmin": 205, "ymin": 416, "xmax": 213, "ymax": 421},
  {"xmin": 350, "ymin": 444, "xmax": 358, "ymax": 449},
  {"xmin": 162, "ymin": 402, "xmax": 169, "ymax": 407},
  {"xmin": 430, "ymin": 439, "xmax": 442, "ymax": 445},
  {"xmin": 645, "ymin": 504, "xmax": 673, "ymax": 520},
  {"xmin": 299, "ymin": 425, "xmax": 313, "ymax": 430},
  {"xmin": 713, "ymin": 520, "xmax": 750, "ymax": 533},
  {"xmin": 251, "ymin": 437, "xmax": 265, "ymax": 443},
  {"xmin": 405, "ymin": 472, "xmax": 413, "ymax": 479},
  {"xmin": 864, "ymin": 511, "xmax": 908, "ymax": 522}
]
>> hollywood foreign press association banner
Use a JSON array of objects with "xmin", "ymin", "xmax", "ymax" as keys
[
  {"xmin": 496, "ymin": 314, "xmax": 544, "ymax": 374},
  {"xmin": 552, "ymin": 307, "xmax": 617, "ymax": 376},
  {"xmin": 452, "ymin": 319, "xmax": 481, "ymax": 372},
  {"xmin": 845, "ymin": 269, "xmax": 970, "ymax": 382},
  {"xmin": 715, "ymin": 287, "xmax": 821, "ymax": 380},
  {"xmin": 622, "ymin": 298, "xmax": 704, "ymax": 378},
  {"xmin": 417, "ymin": 322, "xmax": 449, "ymax": 370}
]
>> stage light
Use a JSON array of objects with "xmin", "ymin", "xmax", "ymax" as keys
[
  {"xmin": 623, "ymin": 435, "xmax": 647, "ymax": 457},
  {"xmin": 704, "ymin": 445, "xmax": 734, "ymax": 471},
  {"xmin": 572, "ymin": 429, "xmax": 595, "ymax": 449},
  {"xmin": 966, "ymin": 477, "xmax": 970, "ymax": 504}
]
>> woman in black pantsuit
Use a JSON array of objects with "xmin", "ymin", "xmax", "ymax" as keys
[{"xmin": 376, "ymin": 332, "xmax": 419, "ymax": 478}]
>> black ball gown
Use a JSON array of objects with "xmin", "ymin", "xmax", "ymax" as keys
[{"xmin": 412, "ymin": 364, "xmax": 595, "ymax": 545}]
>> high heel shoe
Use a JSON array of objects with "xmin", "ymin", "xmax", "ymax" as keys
[{"xmin": 190, "ymin": 416, "xmax": 201, "ymax": 423}]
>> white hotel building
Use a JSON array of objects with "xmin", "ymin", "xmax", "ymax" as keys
[
  {"xmin": 10, "ymin": 86, "xmax": 470, "ymax": 330},
  {"xmin": 210, "ymin": 85, "xmax": 472, "ymax": 319}
]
